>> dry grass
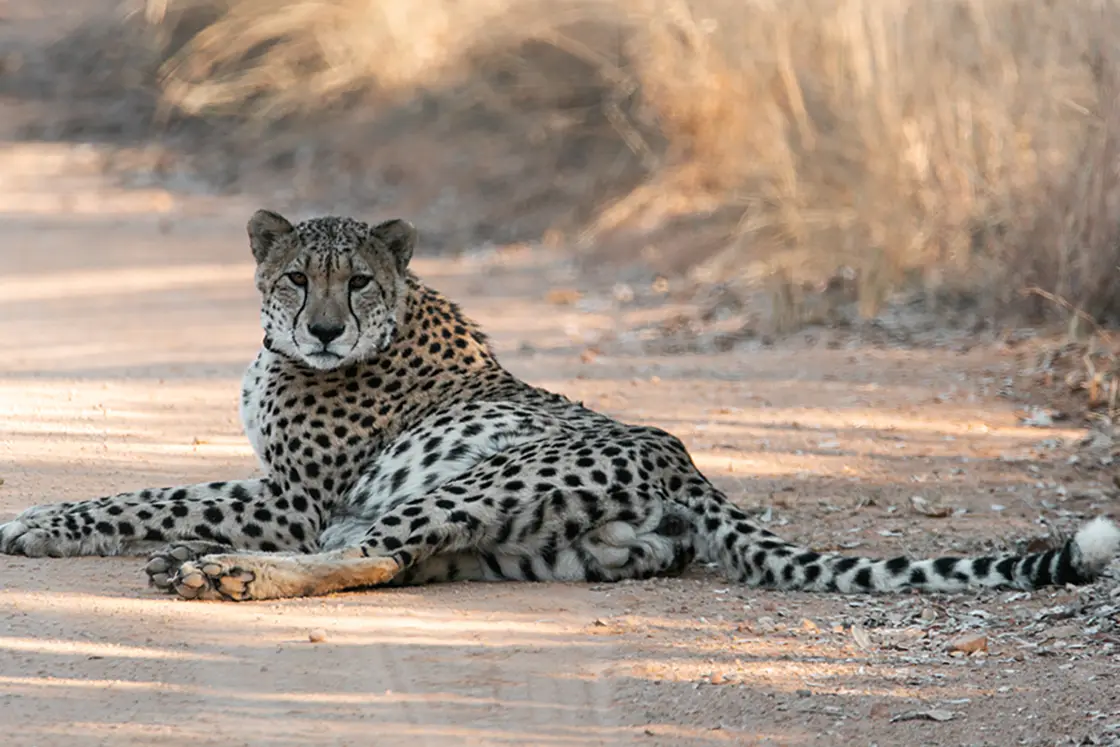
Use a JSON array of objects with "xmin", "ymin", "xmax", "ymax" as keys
[{"xmin": 130, "ymin": 0, "xmax": 1120, "ymax": 322}]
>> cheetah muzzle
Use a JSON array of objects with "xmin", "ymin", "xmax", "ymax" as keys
[{"xmin": 2, "ymin": 209, "xmax": 1118, "ymax": 601}]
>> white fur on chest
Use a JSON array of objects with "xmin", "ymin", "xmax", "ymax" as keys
[{"xmin": 239, "ymin": 350, "xmax": 270, "ymax": 471}]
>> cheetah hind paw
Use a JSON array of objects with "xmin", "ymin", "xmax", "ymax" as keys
[
  {"xmin": 146, "ymin": 541, "xmax": 233, "ymax": 592},
  {"xmin": 657, "ymin": 511, "xmax": 697, "ymax": 577}
]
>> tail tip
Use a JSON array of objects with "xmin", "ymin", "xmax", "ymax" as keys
[{"xmin": 1074, "ymin": 516, "xmax": 1120, "ymax": 573}]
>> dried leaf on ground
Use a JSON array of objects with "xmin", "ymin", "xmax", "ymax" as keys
[
  {"xmin": 948, "ymin": 633, "xmax": 988, "ymax": 654},
  {"xmin": 910, "ymin": 495, "xmax": 952, "ymax": 518}
]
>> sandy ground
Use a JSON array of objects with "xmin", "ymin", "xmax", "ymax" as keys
[{"xmin": 1, "ymin": 153, "xmax": 1119, "ymax": 747}]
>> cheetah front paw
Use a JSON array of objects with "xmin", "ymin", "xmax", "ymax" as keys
[
  {"xmin": 145, "ymin": 542, "xmax": 233, "ymax": 592},
  {"xmin": 171, "ymin": 557, "xmax": 259, "ymax": 601}
]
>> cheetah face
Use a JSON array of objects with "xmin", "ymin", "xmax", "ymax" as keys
[{"xmin": 247, "ymin": 210, "xmax": 416, "ymax": 370}]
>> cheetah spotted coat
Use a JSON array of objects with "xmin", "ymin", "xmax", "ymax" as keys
[{"xmin": 2, "ymin": 211, "xmax": 1117, "ymax": 601}]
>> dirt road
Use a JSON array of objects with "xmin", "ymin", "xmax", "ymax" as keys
[{"xmin": 1, "ymin": 145, "xmax": 1119, "ymax": 747}]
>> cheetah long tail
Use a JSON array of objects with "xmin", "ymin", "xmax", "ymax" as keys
[{"xmin": 703, "ymin": 501, "xmax": 1120, "ymax": 593}]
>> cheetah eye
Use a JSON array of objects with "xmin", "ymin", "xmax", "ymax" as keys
[
  {"xmin": 349, "ymin": 275, "xmax": 373, "ymax": 291},
  {"xmin": 286, "ymin": 272, "xmax": 308, "ymax": 287}
]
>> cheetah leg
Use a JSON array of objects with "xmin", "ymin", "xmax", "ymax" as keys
[
  {"xmin": 165, "ymin": 507, "xmax": 695, "ymax": 600},
  {"xmin": 169, "ymin": 548, "xmax": 400, "ymax": 601},
  {"xmin": 163, "ymin": 435, "xmax": 699, "ymax": 600},
  {"xmin": 0, "ymin": 479, "xmax": 316, "ymax": 559},
  {"xmin": 348, "ymin": 437, "xmax": 688, "ymax": 587},
  {"xmin": 392, "ymin": 507, "xmax": 696, "ymax": 585},
  {"xmin": 155, "ymin": 506, "xmax": 696, "ymax": 594}
]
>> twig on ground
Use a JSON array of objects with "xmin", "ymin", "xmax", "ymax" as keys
[{"xmin": 1020, "ymin": 286, "xmax": 1115, "ymax": 345}]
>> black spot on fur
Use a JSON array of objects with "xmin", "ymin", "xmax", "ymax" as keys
[
  {"xmin": 884, "ymin": 556, "xmax": 910, "ymax": 575},
  {"xmin": 932, "ymin": 557, "xmax": 960, "ymax": 578},
  {"xmin": 834, "ymin": 557, "xmax": 860, "ymax": 573},
  {"xmin": 853, "ymin": 567, "xmax": 873, "ymax": 589}
]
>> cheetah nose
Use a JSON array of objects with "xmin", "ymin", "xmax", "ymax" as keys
[{"xmin": 309, "ymin": 323, "xmax": 345, "ymax": 344}]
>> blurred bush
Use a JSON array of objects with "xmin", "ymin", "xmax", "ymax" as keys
[{"xmin": 131, "ymin": 0, "xmax": 1120, "ymax": 320}]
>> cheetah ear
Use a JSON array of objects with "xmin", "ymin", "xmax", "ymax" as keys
[
  {"xmin": 247, "ymin": 209, "xmax": 296, "ymax": 264},
  {"xmin": 372, "ymin": 218, "xmax": 416, "ymax": 272}
]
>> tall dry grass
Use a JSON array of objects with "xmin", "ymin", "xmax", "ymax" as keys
[{"xmin": 135, "ymin": 0, "xmax": 1120, "ymax": 321}]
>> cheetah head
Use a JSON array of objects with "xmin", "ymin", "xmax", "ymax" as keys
[{"xmin": 247, "ymin": 210, "xmax": 416, "ymax": 370}]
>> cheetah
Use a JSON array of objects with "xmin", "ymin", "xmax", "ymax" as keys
[{"xmin": 2, "ymin": 210, "xmax": 1117, "ymax": 602}]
